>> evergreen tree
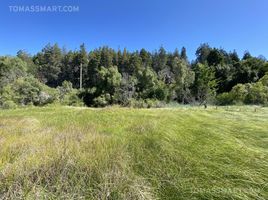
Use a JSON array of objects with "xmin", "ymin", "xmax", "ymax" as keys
[
  {"xmin": 180, "ymin": 47, "xmax": 188, "ymax": 61},
  {"xmin": 153, "ymin": 46, "xmax": 167, "ymax": 72},
  {"xmin": 34, "ymin": 43, "xmax": 62, "ymax": 87},
  {"xmin": 196, "ymin": 43, "xmax": 211, "ymax": 64}
]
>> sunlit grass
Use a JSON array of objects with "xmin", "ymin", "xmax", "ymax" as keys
[{"xmin": 0, "ymin": 106, "xmax": 267, "ymax": 199}]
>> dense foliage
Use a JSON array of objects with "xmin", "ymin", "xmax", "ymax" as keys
[{"xmin": 1, "ymin": 43, "xmax": 268, "ymax": 108}]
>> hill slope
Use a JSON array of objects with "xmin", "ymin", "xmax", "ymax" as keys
[{"xmin": 0, "ymin": 106, "xmax": 267, "ymax": 199}]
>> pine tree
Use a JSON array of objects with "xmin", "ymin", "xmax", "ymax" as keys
[{"xmin": 180, "ymin": 47, "xmax": 188, "ymax": 61}]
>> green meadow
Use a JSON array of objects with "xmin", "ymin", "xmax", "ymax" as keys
[{"xmin": 0, "ymin": 106, "xmax": 267, "ymax": 199}]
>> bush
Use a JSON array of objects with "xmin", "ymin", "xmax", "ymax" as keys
[
  {"xmin": 0, "ymin": 76, "xmax": 57, "ymax": 108},
  {"xmin": 0, "ymin": 56, "xmax": 27, "ymax": 89},
  {"xmin": 93, "ymin": 94, "xmax": 111, "ymax": 107},
  {"xmin": 216, "ymin": 93, "xmax": 233, "ymax": 105},
  {"xmin": 128, "ymin": 99, "xmax": 165, "ymax": 108},
  {"xmin": 128, "ymin": 99, "xmax": 145, "ymax": 108},
  {"xmin": 259, "ymin": 73, "xmax": 268, "ymax": 86},
  {"xmin": 216, "ymin": 77, "xmax": 268, "ymax": 105},
  {"xmin": 2, "ymin": 100, "xmax": 17, "ymax": 109},
  {"xmin": 145, "ymin": 99, "xmax": 165, "ymax": 108},
  {"xmin": 245, "ymin": 82, "xmax": 268, "ymax": 104},
  {"xmin": 230, "ymin": 84, "xmax": 248, "ymax": 104},
  {"xmin": 57, "ymin": 81, "xmax": 83, "ymax": 106},
  {"xmin": 61, "ymin": 91, "xmax": 84, "ymax": 106}
]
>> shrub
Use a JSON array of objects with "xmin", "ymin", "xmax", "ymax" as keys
[
  {"xmin": 93, "ymin": 94, "xmax": 111, "ymax": 107},
  {"xmin": 230, "ymin": 84, "xmax": 248, "ymax": 104},
  {"xmin": 216, "ymin": 92, "xmax": 233, "ymax": 105},
  {"xmin": 0, "ymin": 76, "xmax": 57, "ymax": 108},
  {"xmin": 217, "ymin": 79, "xmax": 268, "ymax": 105},
  {"xmin": 57, "ymin": 81, "xmax": 83, "ymax": 106},
  {"xmin": 245, "ymin": 82, "xmax": 268, "ymax": 104},
  {"xmin": 2, "ymin": 100, "xmax": 17, "ymax": 109},
  {"xmin": 259, "ymin": 73, "xmax": 268, "ymax": 86},
  {"xmin": 57, "ymin": 81, "xmax": 73, "ymax": 100},
  {"xmin": 145, "ymin": 99, "xmax": 165, "ymax": 108},
  {"xmin": 128, "ymin": 99, "xmax": 165, "ymax": 108},
  {"xmin": 0, "ymin": 56, "xmax": 27, "ymax": 89},
  {"xmin": 129, "ymin": 99, "xmax": 147, "ymax": 108},
  {"xmin": 61, "ymin": 91, "xmax": 84, "ymax": 106}
]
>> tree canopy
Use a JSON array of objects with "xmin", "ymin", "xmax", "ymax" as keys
[{"xmin": 1, "ymin": 43, "xmax": 268, "ymax": 108}]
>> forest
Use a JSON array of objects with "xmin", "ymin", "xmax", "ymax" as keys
[{"xmin": 1, "ymin": 43, "xmax": 268, "ymax": 108}]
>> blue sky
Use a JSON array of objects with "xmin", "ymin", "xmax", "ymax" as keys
[{"xmin": 0, "ymin": 0, "xmax": 268, "ymax": 60}]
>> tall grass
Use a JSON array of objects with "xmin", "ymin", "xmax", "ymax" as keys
[{"xmin": 0, "ymin": 106, "xmax": 267, "ymax": 199}]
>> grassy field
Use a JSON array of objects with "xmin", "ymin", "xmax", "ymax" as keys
[{"xmin": 0, "ymin": 106, "xmax": 267, "ymax": 200}]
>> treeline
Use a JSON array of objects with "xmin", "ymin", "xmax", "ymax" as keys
[{"xmin": 0, "ymin": 43, "xmax": 268, "ymax": 108}]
